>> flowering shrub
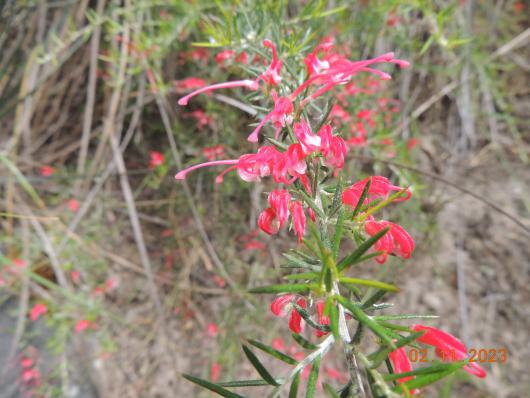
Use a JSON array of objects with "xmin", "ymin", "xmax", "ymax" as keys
[{"xmin": 175, "ymin": 36, "xmax": 485, "ymax": 397}]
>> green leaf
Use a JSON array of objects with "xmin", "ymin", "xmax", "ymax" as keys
[
  {"xmin": 305, "ymin": 354, "xmax": 321, "ymax": 398},
  {"xmin": 182, "ymin": 374, "xmax": 245, "ymax": 398},
  {"xmin": 337, "ymin": 227, "xmax": 390, "ymax": 272},
  {"xmin": 368, "ymin": 331, "xmax": 426, "ymax": 368},
  {"xmin": 351, "ymin": 178, "xmax": 371, "ymax": 218},
  {"xmin": 282, "ymin": 253, "xmax": 321, "ymax": 271},
  {"xmin": 283, "ymin": 272, "xmax": 319, "ymax": 281},
  {"xmin": 248, "ymin": 283, "xmax": 312, "ymax": 294},
  {"xmin": 247, "ymin": 339, "xmax": 298, "ymax": 365},
  {"xmin": 393, "ymin": 362, "xmax": 467, "ymax": 391},
  {"xmin": 331, "ymin": 207, "xmax": 345, "ymax": 259},
  {"xmin": 335, "ymin": 296, "xmax": 395, "ymax": 348},
  {"xmin": 218, "ymin": 380, "xmax": 272, "ymax": 387},
  {"xmin": 326, "ymin": 297, "xmax": 339, "ymax": 339},
  {"xmin": 384, "ymin": 361, "xmax": 466, "ymax": 382},
  {"xmin": 242, "ymin": 345, "xmax": 280, "ymax": 386},
  {"xmin": 339, "ymin": 277, "xmax": 399, "ymax": 292},
  {"xmin": 289, "ymin": 372, "xmax": 301, "ymax": 398},
  {"xmin": 292, "ymin": 333, "xmax": 318, "ymax": 350},
  {"xmin": 322, "ymin": 383, "xmax": 341, "ymax": 398}
]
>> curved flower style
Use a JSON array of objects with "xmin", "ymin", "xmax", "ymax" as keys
[
  {"xmin": 342, "ymin": 176, "xmax": 411, "ymax": 209},
  {"xmin": 388, "ymin": 347, "xmax": 418, "ymax": 394},
  {"xmin": 270, "ymin": 294, "xmax": 307, "ymax": 334},
  {"xmin": 291, "ymin": 52, "xmax": 410, "ymax": 105},
  {"xmin": 364, "ymin": 218, "xmax": 414, "ymax": 263},
  {"xmin": 412, "ymin": 324, "xmax": 487, "ymax": 378},
  {"xmin": 247, "ymin": 92, "xmax": 293, "ymax": 142},
  {"xmin": 178, "ymin": 40, "xmax": 283, "ymax": 107}
]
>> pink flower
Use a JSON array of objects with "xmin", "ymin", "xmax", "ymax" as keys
[
  {"xmin": 268, "ymin": 189, "xmax": 292, "ymax": 228},
  {"xmin": 149, "ymin": 151, "xmax": 165, "ymax": 168},
  {"xmin": 74, "ymin": 319, "xmax": 94, "ymax": 333},
  {"xmin": 272, "ymin": 337, "xmax": 285, "ymax": 351},
  {"xmin": 215, "ymin": 49, "xmax": 235, "ymax": 65},
  {"xmin": 70, "ymin": 270, "xmax": 80, "ymax": 283},
  {"xmin": 235, "ymin": 51, "xmax": 248, "ymax": 64},
  {"xmin": 270, "ymin": 294, "xmax": 307, "ymax": 334},
  {"xmin": 29, "ymin": 303, "xmax": 47, "ymax": 321},
  {"xmin": 294, "ymin": 120, "xmax": 321, "ymax": 155},
  {"xmin": 67, "ymin": 199, "xmax": 80, "ymax": 212},
  {"xmin": 174, "ymin": 77, "xmax": 208, "ymax": 92},
  {"xmin": 407, "ymin": 138, "xmax": 418, "ymax": 150},
  {"xmin": 247, "ymin": 92, "xmax": 293, "ymax": 142},
  {"xmin": 207, "ymin": 322, "xmax": 219, "ymax": 337},
  {"xmin": 412, "ymin": 324, "xmax": 486, "ymax": 378},
  {"xmin": 258, "ymin": 208, "xmax": 280, "ymax": 235},
  {"xmin": 318, "ymin": 125, "xmax": 348, "ymax": 169},
  {"xmin": 211, "ymin": 362, "xmax": 221, "ymax": 382},
  {"xmin": 21, "ymin": 368, "xmax": 41, "ymax": 385},
  {"xmin": 39, "ymin": 165, "xmax": 55, "ymax": 177},
  {"xmin": 388, "ymin": 347, "xmax": 418, "ymax": 394},
  {"xmin": 202, "ymin": 145, "xmax": 225, "ymax": 161},
  {"xmin": 315, "ymin": 301, "xmax": 330, "ymax": 337},
  {"xmin": 330, "ymin": 104, "xmax": 350, "ymax": 122},
  {"xmin": 290, "ymin": 201, "xmax": 306, "ymax": 243},
  {"xmin": 291, "ymin": 52, "xmax": 409, "ymax": 107},
  {"xmin": 364, "ymin": 218, "xmax": 414, "ymax": 263},
  {"xmin": 342, "ymin": 176, "xmax": 411, "ymax": 209},
  {"xmin": 189, "ymin": 109, "xmax": 215, "ymax": 129},
  {"xmin": 213, "ymin": 275, "xmax": 226, "ymax": 288},
  {"xmin": 255, "ymin": 40, "xmax": 283, "ymax": 86},
  {"xmin": 20, "ymin": 358, "xmax": 34, "ymax": 369}
]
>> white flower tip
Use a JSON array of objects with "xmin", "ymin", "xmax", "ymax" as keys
[
  {"xmin": 177, "ymin": 98, "xmax": 188, "ymax": 106},
  {"xmin": 381, "ymin": 73, "xmax": 392, "ymax": 80},
  {"xmin": 175, "ymin": 172, "xmax": 186, "ymax": 180}
]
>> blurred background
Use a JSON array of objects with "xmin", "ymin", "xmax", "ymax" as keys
[{"xmin": 0, "ymin": 1, "xmax": 528, "ymax": 397}]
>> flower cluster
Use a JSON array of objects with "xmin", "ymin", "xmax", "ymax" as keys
[{"xmin": 175, "ymin": 36, "xmax": 484, "ymax": 395}]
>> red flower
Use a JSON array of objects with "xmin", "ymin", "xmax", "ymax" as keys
[
  {"xmin": 270, "ymin": 295, "xmax": 307, "ymax": 334},
  {"xmin": 215, "ymin": 49, "xmax": 235, "ymax": 65},
  {"xmin": 74, "ymin": 319, "xmax": 94, "ymax": 333},
  {"xmin": 364, "ymin": 218, "xmax": 414, "ymax": 263},
  {"xmin": 255, "ymin": 39, "xmax": 283, "ymax": 86},
  {"xmin": 189, "ymin": 109, "xmax": 215, "ymax": 129},
  {"xmin": 211, "ymin": 362, "xmax": 221, "ymax": 382},
  {"xmin": 258, "ymin": 207, "xmax": 279, "ymax": 235},
  {"xmin": 247, "ymin": 92, "xmax": 293, "ymax": 142},
  {"xmin": 272, "ymin": 337, "xmax": 285, "ymax": 351},
  {"xmin": 294, "ymin": 120, "xmax": 321, "ymax": 155},
  {"xmin": 39, "ymin": 165, "xmax": 55, "ymax": 177},
  {"xmin": 174, "ymin": 77, "xmax": 208, "ymax": 92},
  {"xmin": 290, "ymin": 201, "xmax": 306, "ymax": 243},
  {"xmin": 412, "ymin": 324, "xmax": 486, "ymax": 378},
  {"xmin": 202, "ymin": 145, "xmax": 225, "ymax": 161},
  {"xmin": 207, "ymin": 322, "xmax": 218, "ymax": 337},
  {"xmin": 149, "ymin": 151, "xmax": 165, "ymax": 168},
  {"xmin": 67, "ymin": 199, "xmax": 80, "ymax": 213},
  {"xmin": 342, "ymin": 176, "xmax": 411, "ymax": 209},
  {"xmin": 388, "ymin": 347, "xmax": 418, "ymax": 394},
  {"xmin": 269, "ymin": 189, "xmax": 291, "ymax": 229},
  {"xmin": 318, "ymin": 125, "xmax": 348, "ymax": 169},
  {"xmin": 29, "ymin": 303, "xmax": 47, "ymax": 321},
  {"xmin": 315, "ymin": 301, "xmax": 330, "ymax": 337}
]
